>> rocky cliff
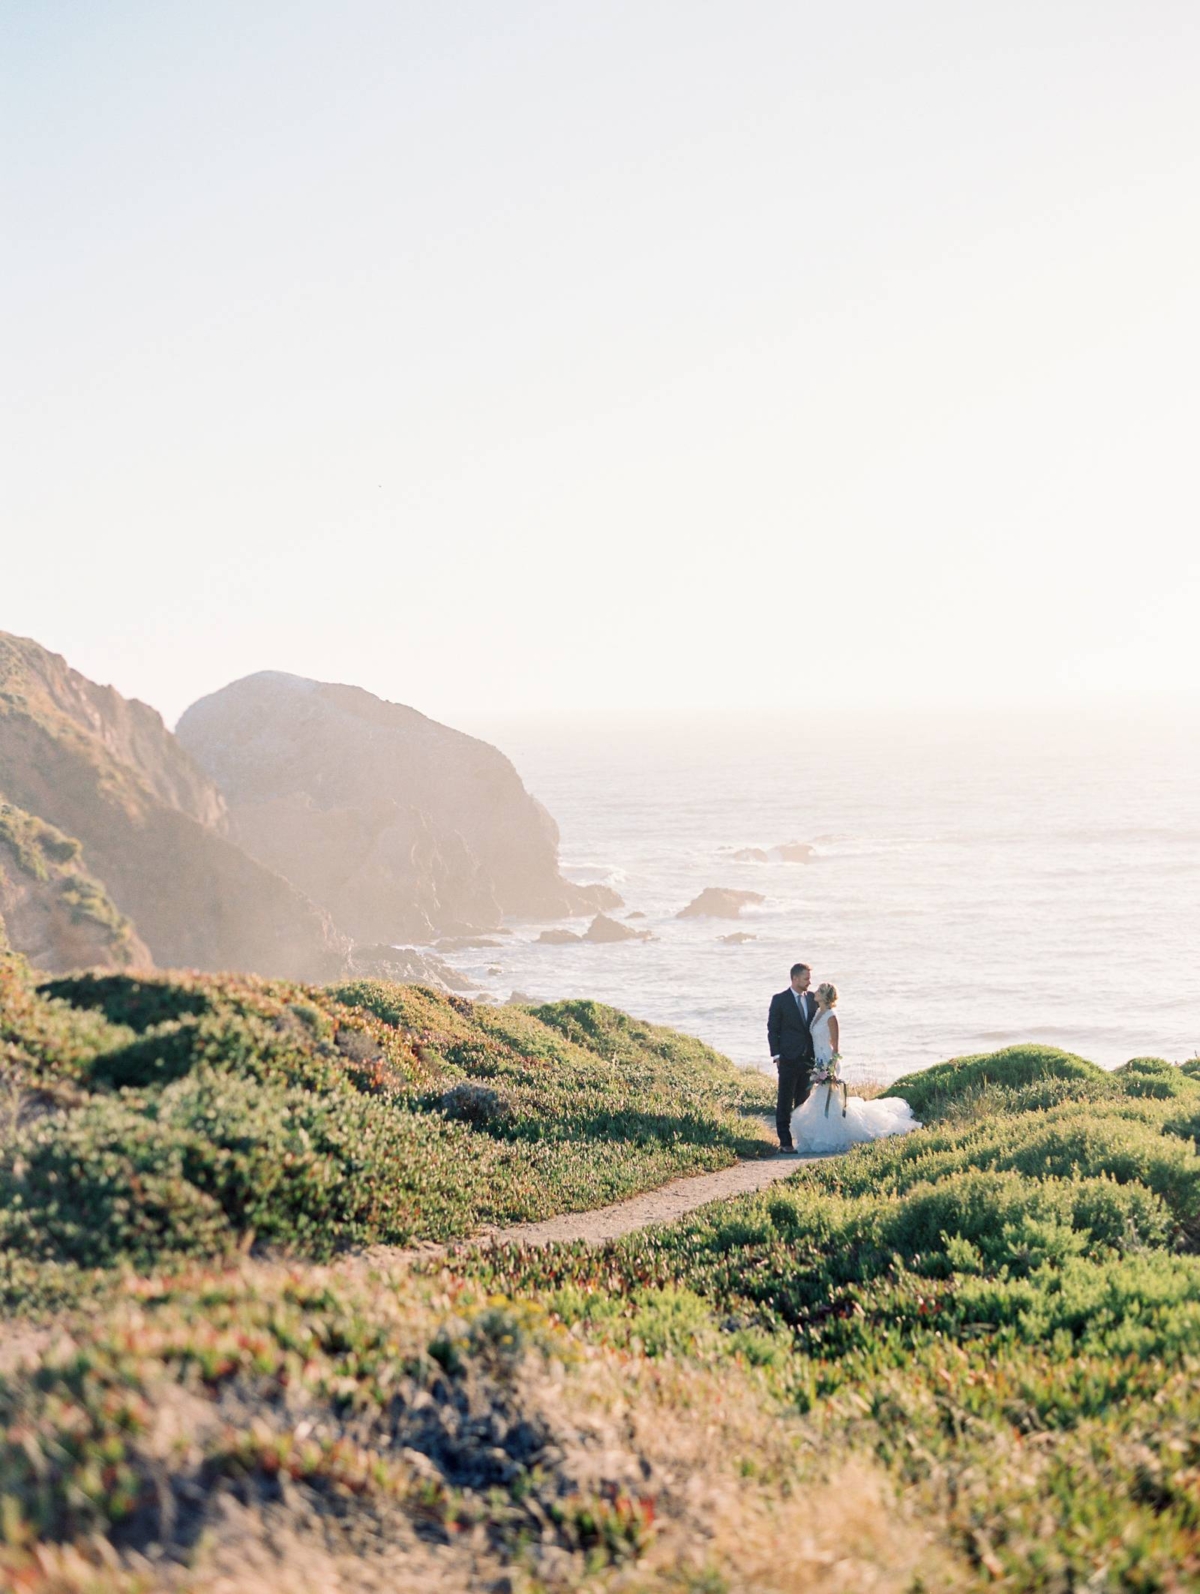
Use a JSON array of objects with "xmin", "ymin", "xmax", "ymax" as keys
[
  {"xmin": 0, "ymin": 634, "xmax": 348, "ymax": 979},
  {"xmin": 177, "ymin": 672, "xmax": 617, "ymax": 941}
]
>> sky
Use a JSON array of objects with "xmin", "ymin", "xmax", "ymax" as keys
[{"xmin": 3, "ymin": 1, "xmax": 1199, "ymax": 727}]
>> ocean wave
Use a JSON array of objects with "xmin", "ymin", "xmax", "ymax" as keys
[
  {"xmin": 560, "ymin": 861, "xmax": 628, "ymax": 887},
  {"xmin": 719, "ymin": 836, "xmax": 925, "ymax": 862},
  {"xmin": 808, "ymin": 838, "xmax": 927, "ymax": 859}
]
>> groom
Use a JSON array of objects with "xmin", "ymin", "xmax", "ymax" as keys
[{"xmin": 767, "ymin": 962, "xmax": 817, "ymax": 1153}]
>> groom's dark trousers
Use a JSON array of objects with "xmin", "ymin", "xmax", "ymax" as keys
[{"xmin": 767, "ymin": 988, "xmax": 816, "ymax": 1145}]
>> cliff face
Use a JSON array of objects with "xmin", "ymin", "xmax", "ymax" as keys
[
  {"xmin": 0, "ymin": 635, "xmax": 348, "ymax": 980},
  {"xmin": 1, "ymin": 634, "xmax": 225, "ymax": 830},
  {"xmin": 0, "ymin": 799, "xmax": 151, "ymax": 973},
  {"xmin": 176, "ymin": 672, "xmax": 617, "ymax": 942}
]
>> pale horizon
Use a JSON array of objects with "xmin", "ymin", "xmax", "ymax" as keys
[
  {"xmin": 7, "ymin": 625, "xmax": 1200, "ymax": 743},
  {"xmin": 4, "ymin": 2, "xmax": 1198, "ymax": 726}
]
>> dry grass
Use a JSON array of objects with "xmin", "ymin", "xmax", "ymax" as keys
[
  {"xmin": 562, "ymin": 1359, "xmax": 966, "ymax": 1594},
  {"xmin": 1, "ymin": 1257, "xmax": 967, "ymax": 1594},
  {"xmin": 843, "ymin": 1074, "xmax": 887, "ymax": 1100}
]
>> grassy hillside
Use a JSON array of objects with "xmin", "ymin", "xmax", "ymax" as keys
[
  {"xmin": 6, "ymin": 948, "xmax": 1200, "ymax": 1590},
  {"xmin": 0, "ymin": 950, "xmax": 773, "ymax": 1274},
  {"xmin": 461, "ymin": 1044, "xmax": 1200, "ymax": 1590},
  {"xmin": 0, "ymin": 1259, "xmax": 958, "ymax": 1594}
]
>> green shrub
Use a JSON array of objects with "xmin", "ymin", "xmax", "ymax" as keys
[
  {"xmin": 802, "ymin": 1096, "xmax": 1200, "ymax": 1241},
  {"xmin": 2, "ymin": 950, "xmax": 134, "ymax": 1090},
  {"xmin": 0, "ymin": 1094, "xmax": 234, "ymax": 1265},
  {"xmin": 12, "ymin": 984, "xmax": 1200, "ymax": 1591},
  {"xmin": 2, "ymin": 967, "xmax": 776, "ymax": 1267},
  {"xmin": 159, "ymin": 1067, "xmax": 491, "ymax": 1254},
  {"xmin": 885, "ymin": 1043, "xmax": 1106, "ymax": 1121},
  {"xmin": 40, "ymin": 972, "xmax": 213, "ymax": 1031},
  {"xmin": 88, "ymin": 1012, "xmax": 350, "ymax": 1095},
  {"xmin": 1112, "ymin": 1055, "xmax": 1200, "ymax": 1100},
  {"xmin": 875, "ymin": 1169, "xmax": 1172, "ymax": 1270},
  {"xmin": 0, "ymin": 1067, "xmax": 515, "ymax": 1265}
]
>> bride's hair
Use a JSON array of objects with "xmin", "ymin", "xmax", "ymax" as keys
[{"xmin": 816, "ymin": 982, "xmax": 838, "ymax": 1007}]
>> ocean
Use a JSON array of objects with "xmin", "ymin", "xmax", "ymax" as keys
[{"xmin": 435, "ymin": 706, "xmax": 1200, "ymax": 1084}]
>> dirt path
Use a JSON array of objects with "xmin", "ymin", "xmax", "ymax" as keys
[
  {"xmin": 350, "ymin": 1150, "xmax": 831, "ymax": 1274},
  {"xmin": 471, "ymin": 1152, "xmax": 820, "ymax": 1249}
]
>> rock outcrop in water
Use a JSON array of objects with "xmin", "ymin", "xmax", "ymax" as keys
[
  {"xmin": 176, "ymin": 671, "xmax": 619, "ymax": 942},
  {"xmin": 677, "ymin": 888, "xmax": 766, "ymax": 919},
  {"xmin": 345, "ymin": 942, "xmax": 476, "ymax": 992},
  {"xmin": 583, "ymin": 912, "xmax": 651, "ymax": 943},
  {"xmin": 776, "ymin": 841, "xmax": 815, "ymax": 862},
  {"xmin": 0, "ymin": 633, "xmax": 347, "ymax": 980}
]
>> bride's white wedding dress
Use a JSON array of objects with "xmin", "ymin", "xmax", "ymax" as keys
[{"xmin": 790, "ymin": 1009, "xmax": 921, "ymax": 1155}]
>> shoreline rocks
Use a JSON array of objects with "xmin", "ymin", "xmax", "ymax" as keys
[
  {"xmin": 677, "ymin": 888, "xmax": 766, "ymax": 919},
  {"xmin": 345, "ymin": 943, "xmax": 476, "ymax": 992},
  {"xmin": 584, "ymin": 913, "xmax": 652, "ymax": 943},
  {"xmin": 730, "ymin": 841, "xmax": 815, "ymax": 863},
  {"xmin": 777, "ymin": 841, "xmax": 816, "ymax": 862}
]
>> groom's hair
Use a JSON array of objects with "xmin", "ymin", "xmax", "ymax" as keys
[{"xmin": 789, "ymin": 963, "xmax": 810, "ymax": 978}]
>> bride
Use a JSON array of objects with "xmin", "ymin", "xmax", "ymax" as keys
[{"xmin": 790, "ymin": 984, "xmax": 921, "ymax": 1154}]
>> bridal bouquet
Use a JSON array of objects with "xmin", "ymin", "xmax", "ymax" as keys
[{"xmin": 811, "ymin": 1054, "xmax": 848, "ymax": 1118}]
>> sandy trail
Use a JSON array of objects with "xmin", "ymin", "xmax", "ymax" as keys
[
  {"xmin": 355, "ymin": 1153, "xmax": 818, "ymax": 1269},
  {"xmin": 479, "ymin": 1153, "xmax": 819, "ymax": 1247}
]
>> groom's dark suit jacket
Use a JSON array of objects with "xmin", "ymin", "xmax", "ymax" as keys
[{"xmin": 767, "ymin": 988, "xmax": 817, "ymax": 1064}]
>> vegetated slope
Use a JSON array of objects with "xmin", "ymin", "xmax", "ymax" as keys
[
  {"xmin": 13, "ymin": 1009, "xmax": 1200, "ymax": 1592},
  {"xmin": 13, "ymin": 1035, "xmax": 1200, "ymax": 1590},
  {"xmin": 0, "ymin": 947, "xmax": 936, "ymax": 1594},
  {"xmin": 0, "ymin": 633, "xmax": 347, "ymax": 979},
  {"xmin": 0, "ymin": 1263, "xmax": 962, "ymax": 1594},
  {"xmin": 0, "ymin": 951, "xmax": 774, "ymax": 1271},
  {"xmin": 0, "ymin": 799, "xmax": 150, "ymax": 971},
  {"xmin": 176, "ymin": 670, "xmax": 619, "ymax": 941},
  {"xmin": 465, "ymin": 1044, "xmax": 1200, "ymax": 1590}
]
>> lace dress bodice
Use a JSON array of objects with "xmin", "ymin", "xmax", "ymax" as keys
[{"xmin": 810, "ymin": 1008, "xmax": 836, "ymax": 1066}]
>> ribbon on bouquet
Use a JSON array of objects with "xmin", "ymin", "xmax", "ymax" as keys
[{"xmin": 823, "ymin": 1079, "xmax": 848, "ymax": 1118}]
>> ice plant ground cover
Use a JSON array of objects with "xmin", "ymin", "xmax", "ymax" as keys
[
  {"xmin": 4, "ymin": 921, "xmax": 1200, "ymax": 1589},
  {"xmin": 452, "ymin": 1047, "xmax": 1200, "ymax": 1590},
  {"xmin": 0, "ymin": 950, "xmax": 775, "ymax": 1270}
]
